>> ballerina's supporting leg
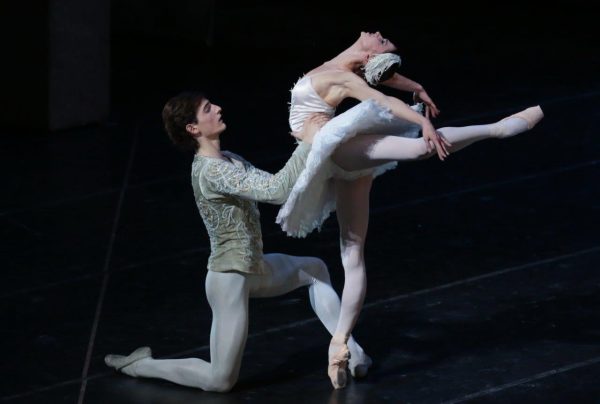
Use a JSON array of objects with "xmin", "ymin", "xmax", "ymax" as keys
[
  {"xmin": 326, "ymin": 175, "xmax": 373, "ymax": 388},
  {"xmin": 331, "ymin": 106, "xmax": 544, "ymax": 171},
  {"xmin": 250, "ymin": 254, "xmax": 372, "ymax": 378},
  {"xmin": 109, "ymin": 255, "xmax": 373, "ymax": 392}
]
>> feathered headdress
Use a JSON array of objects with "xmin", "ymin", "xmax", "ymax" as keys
[{"xmin": 363, "ymin": 53, "xmax": 401, "ymax": 85}]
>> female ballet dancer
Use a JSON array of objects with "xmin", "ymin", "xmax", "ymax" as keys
[
  {"xmin": 104, "ymin": 92, "xmax": 372, "ymax": 392},
  {"xmin": 276, "ymin": 32, "xmax": 544, "ymax": 389}
]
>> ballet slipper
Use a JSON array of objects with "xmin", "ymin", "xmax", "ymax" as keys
[
  {"xmin": 491, "ymin": 105, "xmax": 544, "ymax": 138},
  {"xmin": 105, "ymin": 346, "xmax": 152, "ymax": 372},
  {"xmin": 349, "ymin": 352, "xmax": 373, "ymax": 379},
  {"xmin": 502, "ymin": 105, "xmax": 544, "ymax": 129},
  {"xmin": 328, "ymin": 341, "xmax": 350, "ymax": 389}
]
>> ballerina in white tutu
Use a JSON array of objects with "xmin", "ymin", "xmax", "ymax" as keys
[{"xmin": 276, "ymin": 31, "xmax": 544, "ymax": 389}]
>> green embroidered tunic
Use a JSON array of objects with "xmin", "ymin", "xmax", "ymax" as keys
[{"xmin": 191, "ymin": 142, "xmax": 310, "ymax": 275}]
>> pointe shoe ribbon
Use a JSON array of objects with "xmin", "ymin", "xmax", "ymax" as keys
[
  {"xmin": 327, "ymin": 344, "xmax": 350, "ymax": 389},
  {"xmin": 105, "ymin": 346, "xmax": 152, "ymax": 371}
]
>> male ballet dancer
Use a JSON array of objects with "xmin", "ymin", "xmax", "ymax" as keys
[{"xmin": 104, "ymin": 91, "xmax": 371, "ymax": 392}]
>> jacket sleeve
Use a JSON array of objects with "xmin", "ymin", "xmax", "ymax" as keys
[{"xmin": 202, "ymin": 142, "xmax": 310, "ymax": 204}]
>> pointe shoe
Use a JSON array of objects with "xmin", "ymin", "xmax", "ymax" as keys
[
  {"xmin": 349, "ymin": 353, "xmax": 373, "ymax": 379},
  {"xmin": 505, "ymin": 105, "xmax": 544, "ymax": 129},
  {"xmin": 105, "ymin": 346, "xmax": 152, "ymax": 371},
  {"xmin": 492, "ymin": 105, "xmax": 544, "ymax": 138},
  {"xmin": 327, "ymin": 343, "xmax": 350, "ymax": 389}
]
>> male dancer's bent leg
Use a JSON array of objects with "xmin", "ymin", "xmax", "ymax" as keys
[
  {"xmin": 118, "ymin": 271, "xmax": 250, "ymax": 392},
  {"xmin": 108, "ymin": 255, "xmax": 371, "ymax": 390}
]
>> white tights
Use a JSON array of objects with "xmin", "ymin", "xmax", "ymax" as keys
[
  {"xmin": 328, "ymin": 115, "xmax": 531, "ymax": 348},
  {"xmin": 121, "ymin": 254, "xmax": 367, "ymax": 392},
  {"xmin": 331, "ymin": 117, "xmax": 529, "ymax": 172}
]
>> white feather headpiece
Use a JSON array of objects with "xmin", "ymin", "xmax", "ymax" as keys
[{"xmin": 363, "ymin": 53, "xmax": 401, "ymax": 85}]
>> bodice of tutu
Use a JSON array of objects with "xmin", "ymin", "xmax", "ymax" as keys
[{"xmin": 289, "ymin": 76, "xmax": 336, "ymax": 132}]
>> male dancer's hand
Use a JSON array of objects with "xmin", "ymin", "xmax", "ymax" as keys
[{"xmin": 299, "ymin": 113, "xmax": 330, "ymax": 144}]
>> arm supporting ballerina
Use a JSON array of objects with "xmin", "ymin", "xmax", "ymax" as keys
[
  {"xmin": 202, "ymin": 114, "xmax": 327, "ymax": 204},
  {"xmin": 203, "ymin": 143, "xmax": 311, "ymax": 205}
]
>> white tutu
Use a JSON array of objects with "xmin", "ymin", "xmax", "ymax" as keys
[{"xmin": 276, "ymin": 99, "xmax": 422, "ymax": 238}]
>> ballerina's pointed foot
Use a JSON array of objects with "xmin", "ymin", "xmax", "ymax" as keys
[
  {"xmin": 349, "ymin": 351, "xmax": 373, "ymax": 379},
  {"xmin": 105, "ymin": 346, "xmax": 152, "ymax": 376},
  {"xmin": 510, "ymin": 105, "xmax": 544, "ymax": 129},
  {"xmin": 328, "ymin": 341, "xmax": 350, "ymax": 389},
  {"xmin": 492, "ymin": 105, "xmax": 544, "ymax": 138}
]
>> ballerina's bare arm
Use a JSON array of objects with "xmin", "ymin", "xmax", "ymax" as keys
[
  {"xmin": 380, "ymin": 72, "xmax": 423, "ymax": 93},
  {"xmin": 338, "ymin": 71, "xmax": 450, "ymax": 160},
  {"xmin": 380, "ymin": 73, "xmax": 440, "ymax": 118}
]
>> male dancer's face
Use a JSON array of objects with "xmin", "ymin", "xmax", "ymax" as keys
[{"xmin": 187, "ymin": 99, "xmax": 226, "ymax": 138}]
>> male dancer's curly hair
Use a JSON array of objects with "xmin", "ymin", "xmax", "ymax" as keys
[{"xmin": 162, "ymin": 91, "xmax": 206, "ymax": 152}]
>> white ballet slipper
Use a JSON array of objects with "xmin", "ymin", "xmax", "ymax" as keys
[
  {"xmin": 105, "ymin": 346, "xmax": 152, "ymax": 371},
  {"xmin": 349, "ymin": 352, "xmax": 373, "ymax": 379}
]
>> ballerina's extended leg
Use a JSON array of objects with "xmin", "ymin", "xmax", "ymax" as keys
[{"xmin": 331, "ymin": 105, "xmax": 544, "ymax": 171}]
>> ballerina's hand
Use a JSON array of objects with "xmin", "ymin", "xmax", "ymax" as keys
[
  {"xmin": 426, "ymin": 106, "xmax": 451, "ymax": 150},
  {"xmin": 414, "ymin": 89, "xmax": 440, "ymax": 118},
  {"xmin": 298, "ymin": 113, "xmax": 330, "ymax": 144},
  {"xmin": 422, "ymin": 119, "xmax": 451, "ymax": 161}
]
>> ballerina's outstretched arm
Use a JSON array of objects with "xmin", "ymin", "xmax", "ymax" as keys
[
  {"xmin": 380, "ymin": 72, "xmax": 441, "ymax": 118},
  {"xmin": 339, "ymin": 71, "xmax": 451, "ymax": 160}
]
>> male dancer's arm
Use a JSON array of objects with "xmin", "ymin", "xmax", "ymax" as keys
[
  {"xmin": 201, "ymin": 115, "xmax": 325, "ymax": 204},
  {"xmin": 202, "ymin": 142, "xmax": 310, "ymax": 204}
]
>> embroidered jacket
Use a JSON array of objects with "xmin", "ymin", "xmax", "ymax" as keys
[{"xmin": 191, "ymin": 142, "xmax": 310, "ymax": 274}]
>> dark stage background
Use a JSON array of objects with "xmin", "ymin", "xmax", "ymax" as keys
[{"xmin": 1, "ymin": 2, "xmax": 599, "ymax": 403}]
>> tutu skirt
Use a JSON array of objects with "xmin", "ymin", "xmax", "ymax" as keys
[{"xmin": 276, "ymin": 99, "xmax": 422, "ymax": 238}]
